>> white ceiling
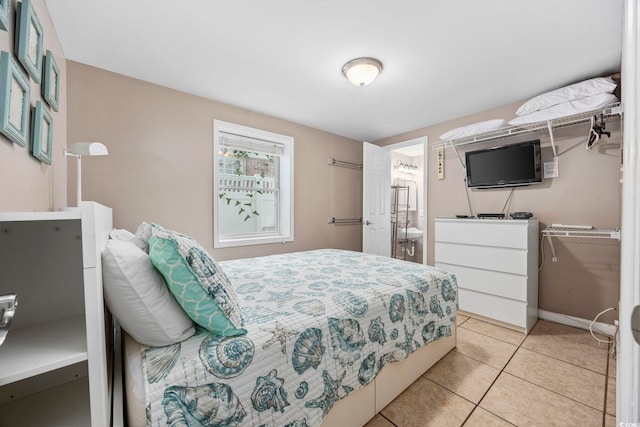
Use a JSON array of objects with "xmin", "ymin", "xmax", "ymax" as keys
[{"xmin": 45, "ymin": 0, "xmax": 623, "ymax": 142}]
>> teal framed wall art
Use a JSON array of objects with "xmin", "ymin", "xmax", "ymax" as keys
[{"xmin": 0, "ymin": 51, "xmax": 31, "ymax": 146}]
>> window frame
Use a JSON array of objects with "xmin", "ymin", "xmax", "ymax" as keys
[{"xmin": 213, "ymin": 120, "xmax": 294, "ymax": 248}]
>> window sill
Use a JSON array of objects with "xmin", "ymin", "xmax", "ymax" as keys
[{"xmin": 214, "ymin": 234, "xmax": 293, "ymax": 249}]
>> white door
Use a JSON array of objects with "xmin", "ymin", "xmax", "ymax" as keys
[
  {"xmin": 362, "ymin": 142, "xmax": 391, "ymax": 256},
  {"xmin": 619, "ymin": 0, "xmax": 640, "ymax": 421}
]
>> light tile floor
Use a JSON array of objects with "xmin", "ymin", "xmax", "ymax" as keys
[{"xmin": 365, "ymin": 316, "xmax": 616, "ymax": 427}]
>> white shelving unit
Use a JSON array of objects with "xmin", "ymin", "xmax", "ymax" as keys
[
  {"xmin": 0, "ymin": 202, "xmax": 113, "ymax": 427},
  {"xmin": 0, "ymin": 316, "xmax": 86, "ymax": 386},
  {"xmin": 432, "ymin": 102, "xmax": 623, "ymax": 167},
  {"xmin": 541, "ymin": 225, "xmax": 621, "ymax": 262}
]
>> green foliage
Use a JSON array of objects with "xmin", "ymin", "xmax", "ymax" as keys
[{"xmin": 219, "ymin": 149, "xmax": 275, "ymax": 221}]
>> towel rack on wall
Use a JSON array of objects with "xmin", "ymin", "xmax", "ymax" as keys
[
  {"xmin": 328, "ymin": 216, "xmax": 362, "ymax": 225},
  {"xmin": 328, "ymin": 158, "xmax": 363, "ymax": 170},
  {"xmin": 541, "ymin": 225, "xmax": 620, "ymax": 262}
]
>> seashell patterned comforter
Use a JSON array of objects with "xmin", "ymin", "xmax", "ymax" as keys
[{"xmin": 142, "ymin": 249, "xmax": 457, "ymax": 427}]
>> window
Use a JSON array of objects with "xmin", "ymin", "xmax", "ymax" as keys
[
  {"xmin": 213, "ymin": 120, "xmax": 294, "ymax": 248},
  {"xmin": 218, "ymin": 156, "xmax": 245, "ymax": 175}
]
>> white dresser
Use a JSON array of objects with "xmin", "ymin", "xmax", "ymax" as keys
[{"xmin": 434, "ymin": 218, "xmax": 539, "ymax": 333}]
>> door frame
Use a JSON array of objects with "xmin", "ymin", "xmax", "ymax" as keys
[
  {"xmin": 618, "ymin": 0, "xmax": 640, "ymax": 420},
  {"xmin": 385, "ymin": 136, "xmax": 428, "ymax": 264}
]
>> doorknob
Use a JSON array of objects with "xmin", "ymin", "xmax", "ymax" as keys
[
  {"xmin": 632, "ymin": 305, "xmax": 640, "ymax": 345},
  {"xmin": 364, "ymin": 220, "xmax": 372, "ymax": 226}
]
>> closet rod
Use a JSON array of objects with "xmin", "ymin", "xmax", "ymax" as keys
[
  {"xmin": 328, "ymin": 216, "xmax": 363, "ymax": 225},
  {"xmin": 328, "ymin": 158, "xmax": 363, "ymax": 170}
]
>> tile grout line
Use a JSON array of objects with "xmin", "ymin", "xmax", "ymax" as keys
[
  {"xmin": 460, "ymin": 325, "xmax": 525, "ymax": 427},
  {"xmin": 426, "ymin": 318, "xmax": 609, "ymax": 426},
  {"xmin": 380, "ymin": 412, "xmax": 398, "ymax": 427},
  {"xmin": 460, "ymin": 320, "xmax": 608, "ymax": 425},
  {"xmin": 458, "ymin": 321, "xmax": 526, "ymax": 347},
  {"xmin": 506, "ymin": 325, "xmax": 611, "ymax": 415},
  {"xmin": 456, "ymin": 315, "xmax": 521, "ymax": 426},
  {"xmin": 515, "ymin": 343, "xmax": 609, "ymax": 377},
  {"xmin": 460, "ymin": 320, "xmax": 611, "ymax": 376},
  {"xmin": 495, "ymin": 329, "xmax": 611, "ymax": 416}
]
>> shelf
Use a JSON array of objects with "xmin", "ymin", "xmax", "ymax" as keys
[
  {"xmin": 0, "ymin": 376, "xmax": 90, "ymax": 427},
  {"xmin": 542, "ymin": 226, "xmax": 620, "ymax": 240},
  {"xmin": 0, "ymin": 315, "xmax": 87, "ymax": 386},
  {"xmin": 0, "ymin": 210, "xmax": 81, "ymax": 222},
  {"xmin": 432, "ymin": 102, "xmax": 623, "ymax": 162},
  {"xmin": 541, "ymin": 225, "xmax": 620, "ymax": 263}
]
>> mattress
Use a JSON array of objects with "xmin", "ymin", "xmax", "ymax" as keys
[{"xmin": 129, "ymin": 249, "xmax": 458, "ymax": 426}]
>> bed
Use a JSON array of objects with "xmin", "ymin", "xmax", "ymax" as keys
[{"xmin": 119, "ymin": 248, "xmax": 457, "ymax": 427}]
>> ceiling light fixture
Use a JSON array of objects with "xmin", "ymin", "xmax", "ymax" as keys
[{"xmin": 342, "ymin": 57, "xmax": 383, "ymax": 87}]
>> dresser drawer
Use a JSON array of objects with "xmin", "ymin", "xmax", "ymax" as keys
[
  {"xmin": 435, "ymin": 220, "xmax": 530, "ymax": 249},
  {"xmin": 435, "ymin": 262, "xmax": 527, "ymax": 301},
  {"xmin": 458, "ymin": 288, "xmax": 528, "ymax": 328},
  {"xmin": 435, "ymin": 242, "xmax": 528, "ymax": 275}
]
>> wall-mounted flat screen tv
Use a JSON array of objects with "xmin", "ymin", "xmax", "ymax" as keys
[{"xmin": 465, "ymin": 140, "xmax": 542, "ymax": 188}]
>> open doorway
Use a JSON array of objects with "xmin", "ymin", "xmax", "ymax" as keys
[
  {"xmin": 389, "ymin": 137, "xmax": 427, "ymax": 264},
  {"xmin": 362, "ymin": 137, "xmax": 428, "ymax": 263}
]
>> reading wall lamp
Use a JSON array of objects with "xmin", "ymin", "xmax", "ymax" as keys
[
  {"xmin": 342, "ymin": 57, "xmax": 383, "ymax": 87},
  {"xmin": 63, "ymin": 142, "xmax": 108, "ymax": 207}
]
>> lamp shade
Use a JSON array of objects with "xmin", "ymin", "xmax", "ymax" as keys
[
  {"xmin": 342, "ymin": 57, "xmax": 383, "ymax": 87},
  {"xmin": 66, "ymin": 142, "xmax": 108, "ymax": 156}
]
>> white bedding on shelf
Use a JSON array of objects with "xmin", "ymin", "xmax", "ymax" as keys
[
  {"xmin": 514, "ymin": 76, "xmax": 617, "ymax": 116},
  {"xmin": 508, "ymin": 93, "xmax": 618, "ymax": 126},
  {"xmin": 439, "ymin": 118, "xmax": 509, "ymax": 140}
]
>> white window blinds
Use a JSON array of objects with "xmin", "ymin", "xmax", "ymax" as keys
[{"xmin": 219, "ymin": 132, "xmax": 285, "ymax": 156}]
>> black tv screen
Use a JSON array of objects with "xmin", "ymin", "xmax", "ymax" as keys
[{"xmin": 465, "ymin": 140, "xmax": 542, "ymax": 188}]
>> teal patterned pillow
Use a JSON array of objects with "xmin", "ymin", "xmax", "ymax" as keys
[
  {"xmin": 148, "ymin": 235, "xmax": 246, "ymax": 337},
  {"xmin": 150, "ymin": 224, "xmax": 244, "ymax": 328}
]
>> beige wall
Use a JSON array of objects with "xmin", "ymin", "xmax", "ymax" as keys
[
  {"xmin": 376, "ymin": 102, "xmax": 621, "ymax": 323},
  {"xmin": 0, "ymin": 0, "xmax": 67, "ymax": 211},
  {"xmin": 67, "ymin": 62, "xmax": 363, "ymax": 261},
  {"xmin": 66, "ymin": 59, "xmax": 620, "ymax": 323}
]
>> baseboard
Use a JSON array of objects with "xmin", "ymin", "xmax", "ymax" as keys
[{"xmin": 537, "ymin": 309, "xmax": 617, "ymax": 337}]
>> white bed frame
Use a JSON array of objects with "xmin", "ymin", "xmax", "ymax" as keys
[
  {"xmin": 320, "ymin": 331, "xmax": 455, "ymax": 426},
  {"xmin": 122, "ymin": 328, "xmax": 456, "ymax": 426}
]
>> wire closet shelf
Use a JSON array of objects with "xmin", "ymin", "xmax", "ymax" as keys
[
  {"xmin": 431, "ymin": 102, "xmax": 623, "ymax": 151},
  {"xmin": 542, "ymin": 226, "xmax": 620, "ymax": 240},
  {"xmin": 541, "ymin": 225, "xmax": 620, "ymax": 263}
]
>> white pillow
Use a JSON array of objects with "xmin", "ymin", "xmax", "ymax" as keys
[
  {"xmin": 134, "ymin": 222, "xmax": 153, "ymax": 252},
  {"xmin": 439, "ymin": 119, "xmax": 509, "ymax": 141},
  {"xmin": 509, "ymin": 93, "xmax": 618, "ymax": 126},
  {"xmin": 516, "ymin": 77, "xmax": 617, "ymax": 116},
  {"xmin": 109, "ymin": 228, "xmax": 147, "ymax": 250},
  {"xmin": 102, "ymin": 238, "xmax": 195, "ymax": 346}
]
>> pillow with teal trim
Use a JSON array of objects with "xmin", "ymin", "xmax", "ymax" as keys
[
  {"xmin": 150, "ymin": 224, "xmax": 244, "ymax": 327},
  {"xmin": 148, "ymin": 234, "xmax": 246, "ymax": 337}
]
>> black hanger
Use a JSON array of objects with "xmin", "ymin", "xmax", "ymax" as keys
[{"xmin": 587, "ymin": 113, "xmax": 611, "ymax": 150}]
